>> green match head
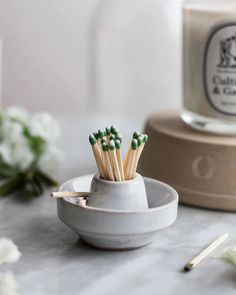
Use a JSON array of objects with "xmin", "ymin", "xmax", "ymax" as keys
[
  {"xmin": 109, "ymin": 140, "xmax": 115, "ymax": 151},
  {"xmin": 143, "ymin": 134, "xmax": 148, "ymax": 143},
  {"xmin": 110, "ymin": 125, "xmax": 117, "ymax": 134},
  {"xmin": 93, "ymin": 132, "xmax": 99, "ymax": 140},
  {"xmin": 105, "ymin": 127, "xmax": 111, "ymax": 136},
  {"xmin": 116, "ymin": 133, "xmax": 122, "ymax": 143},
  {"xmin": 131, "ymin": 139, "xmax": 138, "ymax": 150},
  {"xmin": 113, "ymin": 128, "xmax": 119, "ymax": 136},
  {"xmin": 133, "ymin": 131, "xmax": 140, "ymax": 139},
  {"xmin": 137, "ymin": 135, "xmax": 143, "ymax": 146},
  {"xmin": 101, "ymin": 136, "xmax": 107, "ymax": 144},
  {"xmin": 115, "ymin": 139, "xmax": 121, "ymax": 149},
  {"xmin": 89, "ymin": 134, "xmax": 97, "ymax": 145},
  {"xmin": 98, "ymin": 128, "xmax": 105, "ymax": 138},
  {"xmin": 109, "ymin": 134, "xmax": 116, "ymax": 141},
  {"xmin": 102, "ymin": 142, "xmax": 108, "ymax": 152}
]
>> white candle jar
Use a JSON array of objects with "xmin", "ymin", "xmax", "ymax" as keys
[{"xmin": 181, "ymin": 0, "xmax": 236, "ymax": 134}]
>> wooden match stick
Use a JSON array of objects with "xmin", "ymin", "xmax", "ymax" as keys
[
  {"xmin": 102, "ymin": 142, "xmax": 115, "ymax": 181},
  {"xmin": 109, "ymin": 134, "xmax": 116, "ymax": 146},
  {"xmin": 137, "ymin": 134, "xmax": 148, "ymax": 158},
  {"xmin": 125, "ymin": 139, "xmax": 138, "ymax": 180},
  {"xmin": 115, "ymin": 133, "xmax": 122, "ymax": 143},
  {"xmin": 105, "ymin": 126, "xmax": 111, "ymax": 142},
  {"xmin": 51, "ymin": 191, "xmax": 91, "ymax": 198},
  {"xmin": 130, "ymin": 135, "xmax": 143, "ymax": 179},
  {"xmin": 109, "ymin": 140, "xmax": 122, "ymax": 181},
  {"xmin": 89, "ymin": 135, "xmax": 107, "ymax": 179},
  {"xmin": 124, "ymin": 147, "xmax": 131, "ymax": 175},
  {"xmin": 124, "ymin": 131, "xmax": 140, "ymax": 175},
  {"xmin": 98, "ymin": 128, "xmax": 106, "ymax": 155},
  {"xmin": 133, "ymin": 131, "xmax": 141, "ymax": 139},
  {"xmin": 112, "ymin": 128, "xmax": 119, "ymax": 136},
  {"xmin": 99, "ymin": 129, "xmax": 108, "ymax": 166},
  {"xmin": 184, "ymin": 233, "xmax": 229, "ymax": 272},
  {"xmin": 110, "ymin": 125, "xmax": 117, "ymax": 135},
  {"xmin": 93, "ymin": 132, "xmax": 99, "ymax": 140},
  {"xmin": 115, "ymin": 139, "xmax": 125, "ymax": 181},
  {"xmin": 131, "ymin": 134, "xmax": 149, "ymax": 178}
]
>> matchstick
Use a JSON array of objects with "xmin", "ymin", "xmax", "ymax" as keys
[
  {"xmin": 101, "ymin": 136, "xmax": 107, "ymax": 144},
  {"xmin": 133, "ymin": 131, "xmax": 141, "ymax": 139},
  {"xmin": 110, "ymin": 134, "xmax": 116, "ymax": 141},
  {"xmin": 102, "ymin": 142, "xmax": 115, "ymax": 181},
  {"xmin": 124, "ymin": 146, "xmax": 131, "ymax": 177},
  {"xmin": 100, "ymin": 137, "xmax": 109, "ymax": 177},
  {"xmin": 109, "ymin": 140, "xmax": 122, "ymax": 181},
  {"xmin": 110, "ymin": 125, "xmax": 117, "ymax": 134},
  {"xmin": 98, "ymin": 128, "xmax": 106, "ymax": 164},
  {"xmin": 89, "ymin": 134, "xmax": 107, "ymax": 179},
  {"xmin": 115, "ymin": 133, "xmax": 122, "ymax": 143},
  {"xmin": 93, "ymin": 132, "xmax": 99, "ymax": 140},
  {"xmin": 113, "ymin": 128, "xmax": 119, "ymax": 136},
  {"xmin": 184, "ymin": 233, "xmax": 229, "ymax": 272},
  {"xmin": 51, "ymin": 191, "xmax": 91, "ymax": 198},
  {"xmin": 115, "ymin": 139, "xmax": 125, "ymax": 181},
  {"xmin": 125, "ymin": 139, "xmax": 138, "ymax": 180},
  {"xmin": 130, "ymin": 135, "xmax": 143, "ymax": 178},
  {"xmin": 98, "ymin": 128, "xmax": 106, "ymax": 146},
  {"xmin": 105, "ymin": 126, "xmax": 111, "ymax": 142},
  {"xmin": 124, "ymin": 132, "xmax": 139, "ymax": 176},
  {"xmin": 138, "ymin": 134, "xmax": 148, "ymax": 158},
  {"xmin": 130, "ymin": 134, "xmax": 149, "ymax": 179}
]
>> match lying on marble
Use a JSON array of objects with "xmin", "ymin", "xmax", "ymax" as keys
[
  {"xmin": 184, "ymin": 233, "xmax": 229, "ymax": 272},
  {"xmin": 89, "ymin": 126, "xmax": 148, "ymax": 181}
]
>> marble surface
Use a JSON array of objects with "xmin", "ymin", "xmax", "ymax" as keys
[{"xmin": 1, "ymin": 116, "xmax": 236, "ymax": 295}]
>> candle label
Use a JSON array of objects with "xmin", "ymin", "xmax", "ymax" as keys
[{"xmin": 204, "ymin": 23, "xmax": 236, "ymax": 116}]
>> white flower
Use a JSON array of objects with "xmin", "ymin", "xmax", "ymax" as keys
[
  {"xmin": 0, "ymin": 238, "xmax": 21, "ymax": 265},
  {"xmin": 219, "ymin": 247, "xmax": 236, "ymax": 266},
  {"xmin": 38, "ymin": 145, "xmax": 63, "ymax": 174},
  {"xmin": 0, "ymin": 144, "xmax": 12, "ymax": 166},
  {"xmin": 29, "ymin": 112, "xmax": 60, "ymax": 142},
  {"xmin": 5, "ymin": 106, "xmax": 29, "ymax": 124},
  {"xmin": 1, "ymin": 119, "xmax": 24, "ymax": 144},
  {"xmin": 0, "ymin": 137, "xmax": 34, "ymax": 172},
  {"xmin": 0, "ymin": 271, "xmax": 19, "ymax": 295}
]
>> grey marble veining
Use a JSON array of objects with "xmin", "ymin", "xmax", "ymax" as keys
[{"xmin": 1, "ymin": 116, "xmax": 236, "ymax": 295}]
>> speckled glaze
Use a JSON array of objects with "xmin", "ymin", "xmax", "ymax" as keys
[
  {"xmin": 57, "ymin": 175, "xmax": 178, "ymax": 250},
  {"xmin": 88, "ymin": 173, "xmax": 148, "ymax": 210}
]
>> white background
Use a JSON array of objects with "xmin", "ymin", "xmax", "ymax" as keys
[{"xmin": 0, "ymin": 0, "xmax": 181, "ymax": 116}]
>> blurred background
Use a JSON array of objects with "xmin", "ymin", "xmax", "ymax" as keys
[{"xmin": 0, "ymin": 0, "xmax": 181, "ymax": 117}]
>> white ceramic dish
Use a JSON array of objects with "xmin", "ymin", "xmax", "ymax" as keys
[{"xmin": 57, "ymin": 175, "xmax": 178, "ymax": 250}]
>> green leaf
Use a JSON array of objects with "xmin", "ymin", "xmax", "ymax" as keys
[
  {"xmin": 36, "ymin": 170, "xmax": 59, "ymax": 187},
  {"xmin": 33, "ymin": 174, "xmax": 44, "ymax": 194},
  {"xmin": 30, "ymin": 136, "xmax": 46, "ymax": 157},
  {"xmin": 23, "ymin": 126, "xmax": 46, "ymax": 158},
  {"xmin": 0, "ymin": 178, "xmax": 21, "ymax": 196},
  {"xmin": 31, "ymin": 180, "xmax": 43, "ymax": 196}
]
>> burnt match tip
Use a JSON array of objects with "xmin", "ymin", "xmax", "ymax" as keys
[{"xmin": 183, "ymin": 264, "xmax": 193, "ymax": 272}]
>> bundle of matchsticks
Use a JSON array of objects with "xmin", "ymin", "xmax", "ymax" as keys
[{"xmin": 89, "ymin": 125, "xmax": 148, "ymax": 181}]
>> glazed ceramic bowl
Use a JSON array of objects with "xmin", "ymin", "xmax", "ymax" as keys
[
  {"xmin": 57, "ymin": 175, "xmax": 178, "ymax": 250},
  {"xmin": 88, "ymin": 173, "xmax": 148, "ymax": 210}
]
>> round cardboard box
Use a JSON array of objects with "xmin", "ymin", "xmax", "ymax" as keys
[{"xmin": 139, "ymin": 112, "xmax": 236, "ymax": 211}]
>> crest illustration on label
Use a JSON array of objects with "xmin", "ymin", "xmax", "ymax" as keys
[{"xmin": 204, "ymin": 23, "xmax": 236, "ymax": 115}]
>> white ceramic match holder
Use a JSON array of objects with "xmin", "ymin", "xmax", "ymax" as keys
[
  {"xmin": 88, "ymin": 173, "xmax": 148, "ymax": 210},
  {"xmin": 57, "ymin": 174, "xmax": 179, "ymax": 250}
]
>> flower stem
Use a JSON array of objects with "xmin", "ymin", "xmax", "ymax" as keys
[{"xmin": 0, "ymin": 178, "xmax": 21, "ymax": 196}]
